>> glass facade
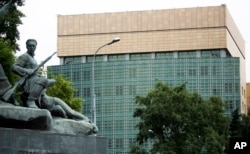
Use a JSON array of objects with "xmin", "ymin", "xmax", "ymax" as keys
[{"xmin": 49, "ymin": 50, "xmax": 240, "ymax": 154}]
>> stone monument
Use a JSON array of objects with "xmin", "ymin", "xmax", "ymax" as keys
[{"xmin": 0, "ymin": 1, "xmax": 106, "ymax": 153}]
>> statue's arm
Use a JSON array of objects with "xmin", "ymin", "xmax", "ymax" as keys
[
  {"xmin": 11, "ymin": 55, "xmax": 32, "ymax": 76},
  {"xmin": 0, "ymin": 0, "xmax": 14, "ymax": 18}
]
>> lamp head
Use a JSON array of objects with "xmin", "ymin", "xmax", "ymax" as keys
[
  {"xmin": 107, "ymin": 37, "xmax": 120, "ymax": 45},
  {"xmin": 148, "ymin": 129, "xmax": 154, "ymax": 133}
]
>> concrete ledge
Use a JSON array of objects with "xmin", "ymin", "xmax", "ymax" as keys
[{"xmin": 0, "ymin": 127, "xmax": 107, "ymax": 154}]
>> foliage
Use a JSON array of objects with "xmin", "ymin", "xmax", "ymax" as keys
[
  {"xmin": 0, "ymin": 38, "xmax": 16, "ymax": 83},
  {"xmin": 133, "ymin": 82, "xmax": 229, "ymax": 154},
  {"xmin": 0, "ymin": 0, "xmax": 25, "ymax": 51},
  {"xmin": 240, "ymin": 109, "xmax": 250, "ymax": 137},
  {"xmin": 46, "ymin": 74, "xmax": 83, "ymax": 112},
  {"xmin": 229, "ymin": 108, "xmax": 241, "ymax": 137},
  {"xmin": 0, "ymin": 0, "xmax": 25, "ymax": 83},
  {"xmin": 231, "ymin": 108, "xmax": 250, "ymax": 137},
  {"xmin": 129, "ymin": 144, "xmax": 149, "ymax": 154}
]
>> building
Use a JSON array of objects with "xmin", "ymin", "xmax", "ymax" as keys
[
  {"xmin": 49, "ymin": 5, "xmax": 246, "ymax": 153},
  {"xmin": 246, "ymin": 83, "xmax": 250, "ymax": 109}
]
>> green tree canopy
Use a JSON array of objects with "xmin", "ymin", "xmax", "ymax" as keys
[
  {"xmin": 0, "ymin": 0, "xmax": 25, "ymax": 51},
  {"xmin": 133, "ymin": 82, "xmax": 229, "ymax": 154},
  {"xmin": 46, "ymin": 74, "xmax": 83, "ymax": 112}
]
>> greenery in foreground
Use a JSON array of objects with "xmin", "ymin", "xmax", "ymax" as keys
[{"xmin": 130, "ymin": 82, "xmax": 230, "ymax": 154}]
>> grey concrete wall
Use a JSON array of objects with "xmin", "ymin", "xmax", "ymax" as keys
[{"xmin": 0, "ymin": 127, "xmax": 107, "ymax": 154}]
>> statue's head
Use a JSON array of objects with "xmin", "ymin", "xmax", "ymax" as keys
[
  {"xmin": 26, "ymin": 39, "xmax": 37, "ymax": 56},
  {"xmin": 26, "ymin": 39, "xmax": 37, "ymax": 46}
]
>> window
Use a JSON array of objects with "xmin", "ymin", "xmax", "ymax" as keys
[
  {"xmin": 108, "ymin": 139, "xmax": 113, "ymax": 148},
  {"xmin": 200, "ymin": 66, "xmax": 209, "ymax": 76},
  {"xmin": 115, "ymin": 138, "xmax": 124, "ymax": 148},
  {"xmin": 109, "ymin": 55, "xmax": 125, "ymax": 61},
  {"xmin": 95, "ymin": 70, "xmax": 102, "ymax": 80},
  {"xmin": 87, "ymin": 55, "xmax": 103, "ymax": 63},
  {"xmin": 83, "ymin": 70, "xmax": 91, "ymax": 80},
  {"xmin": 212, "ymin": 89, "xmax": 219, "ymax": 95},
  {"xmin": 104, "ymin": 86, "xmax": 113, "ymax": 96},
  {"xmin": 95, "ymin": 87, "xmax": 102, "ymax": 96},
  {"xmin": 201, "ymin": 50, "xmax": 220, "ymax": 58},
  {"xmin": 104, "ymin": 121, "xmax": 112, "ymax": 130},
  {"xmin": 115, "ymin": 120, "xmax": 124, "ymax": 130},
  {"xmin": 156, "ymin": 52, "xmax": 173, "ymax": 59},
  {"xmin": 212, "ymin": 66, "xmax": 217, "ymax": 76},
  {"xmin": 178, "ymin": 51, "xmax": 196, "ymax": 58},
  {"xmin": 83, "ymin": 87, "xmax": 90, "ymax": 97},
  {"xmin": 225, "ymin": 83, "xmax": 233, "ymax": 93},
  {"xmin": 130, "ymin": 53, "xmax": 151, "ymax": 60},
  {"xmin": 176, "ymin": 70, "xmax": 184, "ymax": 76},
  {"xmin": 129, "ymin": 68, "xmax": 137, "ymax": 78},
  {"xmin": 188, "ymin": 69, "xmax": 196, "ymax": 76},
  {"xmin": 73, "ymin": 71, "xmax": 80, "ymax": 81},
  {"xmin": 129, "ymin": 85, "xmax": 136, "ymax": 95},
  {"xmin": 64, "ymin": 56, "xmax": 82, "ymax": 64},
  {"xmin": 116, "ymin": 86, "xmax": 123, "ymax": 95}
]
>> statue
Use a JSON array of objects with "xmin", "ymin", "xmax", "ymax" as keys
[
  {"xmin": 40, "ymin": 91, "xmax": 98, "ymax": 133},
  {"xmin": 0, "ymin": 2, "xmax": 98, "ymax": 135},
  {"xmin": 0, "ymin": 3, "xmax": 102, "ymax": 154},
  {"xmin": 11, "ymin": 39, "xmax": 56, "ymax": 108},
  {"xmin": 0, "ymin": 39, "xmax": 98, "ymax": 135},
  {"xmin": 0, "ymin": 64, "xmax": 19, "ymax": 105}
]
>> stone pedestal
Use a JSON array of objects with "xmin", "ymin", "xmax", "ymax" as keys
[{"xmin": 0, "ymin": 127, "xmax": 107, "ymax": 154}]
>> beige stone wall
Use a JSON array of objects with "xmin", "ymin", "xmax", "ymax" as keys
[
  {"xmin": 58, "ymin": 5, "xmax": 245, "ymax": 57},
  {"xmin": 58, "ymin": 6, "xmax": 226, "ymax": 35},
  {"xmin": 225, "ymin": 6, "xmax": 245, "ymax": 56},
  {"xmin": 57, "ymin": 28, "xmax": 227, "ymax": 56},
  {"xmin": 246, "ymin": 83, "xmax": 250, "ymax": 110},
  {"xmin": 57, "ymin": 5, "xmax": 244, "ymax": 57}
]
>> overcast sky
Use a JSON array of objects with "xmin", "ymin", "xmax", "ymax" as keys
[{"xmin": 17, "ymin": 0, "xmax": 250, "ymax": 81}]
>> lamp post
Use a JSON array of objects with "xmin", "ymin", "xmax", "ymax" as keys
[
  {"xmin": 92, "ymin": 37, "xmax": 120, "ymax": 124},
  {"xmin": 148, "ymin": 129, "xmax": 163, "ymax": 152}
]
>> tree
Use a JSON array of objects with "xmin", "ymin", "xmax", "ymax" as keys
[
  {"xmin": 129, "ymin": 144, "xmax": 149, "ymax": 154},
  {"xmin": 46, "ymin": 74, "xmax": 83, "ymax": 112},
  {"xmin": 229, "ymin": 108, "xmax": 241, "ymax": 137},
  {"xmin": 239, "ymin": 108, "xmax": 250, "ymax": 137},
  {"xmin": 0, "ymin": 0, "xmax": 25, "ymax": 51},
  {"xmin": 133, "ymin": 82, "xmax": 229, "ymax": 154},
  {"xmin": 0, "ymin": 39, "xmax": 16, "ymax": 83},
  {"xmin": 229, "ymin": 108, "xmax": 250, "ymax": 137},
  {"xmin": 0, "ymin": 0, "xmax": 25, "ymax": 83}
]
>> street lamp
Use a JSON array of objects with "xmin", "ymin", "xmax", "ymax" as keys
[
  {"xmin": 92, "ymin": 37, "xmax": 120, "ymax": 124},
  {"xmin": 148, "ymin": 129, "xmax": 163, "ymax": 152}
]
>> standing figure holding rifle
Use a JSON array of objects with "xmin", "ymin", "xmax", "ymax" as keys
[{"xmin": 11, "ymin": 39, "xmax": 56, "ymax": 108}]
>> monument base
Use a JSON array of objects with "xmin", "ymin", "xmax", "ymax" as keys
[{"xmin": 0, "ymin": 127, "xmax": 107, "ymax": 154}]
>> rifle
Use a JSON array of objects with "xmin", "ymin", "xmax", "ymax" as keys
[{"xmin": 2, "ymin": 52, "xmax": 57, "ymax": 101}]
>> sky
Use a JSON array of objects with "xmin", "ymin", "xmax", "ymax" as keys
[{"xmin": 17, "ymin": 0, "xmax": 250, "ymax": 81}]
